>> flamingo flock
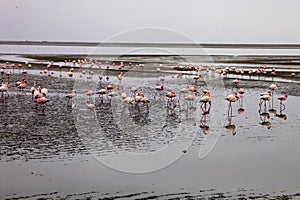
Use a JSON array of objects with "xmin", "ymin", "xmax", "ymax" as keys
[{"xmin": 0, "ymin": 60, "xmax": 293, "ymax": 134}]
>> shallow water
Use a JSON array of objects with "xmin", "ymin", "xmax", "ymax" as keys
[{"xmin": 0, "ymin": 53, "xmax": 300, "ymax": 199}]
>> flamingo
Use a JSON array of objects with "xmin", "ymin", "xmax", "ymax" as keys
[
  {"xmin": 154, "ymin": 85, "xmax": 164, "ymax": 99},
  {"xmin": 0, "ymin": 67, "xmax": 5, "ymax": 80},
  {"xmin": 121, "ymin": 91, "xmax": 127, "ymax": 99},
  {"xmin": 269, "ymin": 83, "xmax": 278, "ymax": 110},
  {"xmin": 86, "ymin": 90, "xmax": 93, "ymax": 102},
  {"xmin": 259, "ymin": 91, "xmax": 271, "ymax": 113},
  {"xmin": 278, "ymin": 94, "xmax": 287, "ymax": 111},
  {"xmin": 66, "ymin": 90, "xmax": 76, "ymax": 104},
  {"xmin": 225, "ymin": 91, "xmax": 239, "ymax": 116},
  {"xmin": 166, "ymin": 91, "xmax": 176, "ymax": 108},
  {"xmin": 237, "ymin": 88, "xmax": 245, "ymax": 109},
  {"xmin": 108, "ymin": 89, "xmax": 118, "ymax": 103},
  {"xmin": 248, "ymin": 70, "xmax": 253, "ymax": 79},
  {"xmin": 178, "ymin": 86, "xmax": 189, "ymax": 101},
  {"xmin": 17, "ymin": 63, "xmax": 22, "ymax": 73},
  {"xmin": 123, "ymin": 96, "xmax": 135, "ymax": 104},
  {"xmin": 190, "ymin": 86, "xmax": 198, "ymax": 95},
  {"xmin": 16, "ymin": 78, "xmax": 27, "ymax": 95},
  {"xmin": 233, "ymin": 79, "xmax": 240, "ymax": 89},
  {"xmin": 130, "ymin": 87, "xmax": 138, "ymax": 95},
  {"xmin": 86, "ymin": 103, "xmax": 95, "ymax": 109},
  {"xmin": 97, "ymin": 88, "xmax": 108, "ymax": 102},
  {"xmin": 117, "ymin": 72, "xmax": 123, "ymax": 83},
  {"xmin": 6, "ymin": 71, "xmax": 12, "ymax": 83},
  {"xmin": 41, "ymin": 88, "xmax": 48, "ymax": 96},
  {"xmin": 99, "ymin": 75, "xmax": 103, "ymax": 83},
  {"xmin": 106, "ymin": 84, "xmax": 114, "ymax": 92},
  {"xmin": 291, "ymin": 72, "xmax": 296, "ymax": 81},
  {"xmin": 185, "ymin": 93, "xmax": 196, "ymax": 107},
  {"xmin": 0, "ymin": 82, "xmax": 9, "ymax": 101},
  {"xmin": 36, "ymin": 96, "xmax": 49, "ymax": 113},
  {"xmin": 68, "ymin": 68, "xmax": 74, "ymax": 78},
  {"xmin": 193, "ymin": 74, "xmax": 201, "ymax": 82},
  {"xmin": 199, "ymin": 90, "xmax": 211, "ymax": 114}
]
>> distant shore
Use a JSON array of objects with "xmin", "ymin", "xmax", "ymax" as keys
[{"xmin": 1, "ymin": 40, "xmax": 300, "ymax": 49}]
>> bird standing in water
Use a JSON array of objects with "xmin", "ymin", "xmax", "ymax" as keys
[
  {"xmin": 66, "ymin": 90, "xmax": 76, "ymax": 104},
  {"xmin": 278, "ymin": 94, "xmax": 288, "ymax": 112},
  {"xmin": 269, "ymin": 83, "xmax": 278, "ymax": 111},
  {"xmin": 237, "ymin": 88, "xmax": 245, "ymax": 109},
  {"xmin": 199, "ymin": 90, "xmax": 211, "ymax": 114},
  {"xmin": 36, "ymin": 96, "xmax": 49, "ymax": 114},
  {"xmin": 225, "ymin": 91, "xmax": 239, "ymax": 116},
  {"xmin": 0, "ymin": 82, "xmax": 9, "ymax": 102}
]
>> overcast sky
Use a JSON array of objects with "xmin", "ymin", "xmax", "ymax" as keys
[{"xmin": 1, "ymin": 0, "xmax": 299, "ymax": 43}]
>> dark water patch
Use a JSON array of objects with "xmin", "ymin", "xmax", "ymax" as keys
[
  {"xmin": 3, "ymin": 190, "xmax": 300, "ymax": 200},
  {"xmin": 0, "ymin": 93, "xmax": 88, "ymax": 162},
  {"xmin": 223, "ymin": 77, "xmax": 300, "ymax": 96}
]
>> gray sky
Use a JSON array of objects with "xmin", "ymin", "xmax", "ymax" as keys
[{"xmin": 0, "ymin": 0, "xmax": 299, "ymax": 43}]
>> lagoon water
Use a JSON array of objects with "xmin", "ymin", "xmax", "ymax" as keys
[{"xmin": 0, "ymin": 43, "xmax": 300, "ymax": 199}]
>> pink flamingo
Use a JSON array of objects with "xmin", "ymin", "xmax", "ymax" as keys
[
  {"xmin": 129, "ymin": 87, "xmax": 138, "ymax": 96},
  {"xmin": 86, "ymin": 90, "xmax": 93, "ymax": 102},
  {"xmin": 248, "ymin": 69, "xmax": 253, "ymax": 79},
  {"xmin": 17, "ymin": 63, "xmax": 22, "ymax": 73},
  {"xmin": 0, "ymin": 82, "xmax": 9, "ymax": 102},
  {"xmin": 108, "ymin": 89, "xmax": 118, "ymax": 104},
  {"xmin": 269, "ymin": 83, "xmax": 278, "ymax": 110},
  {"xmin": 117, "ymin": 72, "xmax": 123, "ymax": 84},
  {"xmin": 154, "ymin": 85, "xmax": 164, "ymax": 99},
  {"xmin": 199, "ymin": 90, "xmax": 211, "ymax": 114},
  {"xmin": 10, "ymin": 64, "xmax": 15, "ymax": 73},
  {"xmin": 98, "ymin": 75, "xmax": 103, "ymax": 86},
  {"xmin": 193, "ymin": 74, "xmax": 201, "ymax": 83},
  {"xmin": 291, "ymin": 72, "xmax": 296, "ymax": 81},
  {"xmin": 237, "ymin": 88, "xmax": 245, "ymax": 109},
  {"xmin": 106, "ymin": 84, "xmax": 114, "ymax": 93},
  {"xmin": 41, "ymin": 88, "xmax": 48, "ymax": 96},
  {"xmin": 97, "ymin": 88, "xmax": 108, "ymax": 102},
  {"xmin": 278, "ymin": 94, "xmax": 287, "ymax": 111},
  {"xmin": 179, "ymin": 86, "xmax": 189, "ymax": 99},
  {"xmin": 233, "ymin": 79, "xmax": 240, "ymax": 89},
  {"xmin": 190, "ymin": 86, "xmax": 198, "ymax": 95},
  {"xmin": 6, "ymin": 71, "xmax": 12, "ymax": 83},
  {"xmin": 0, "ymin": 66, "xmax": 5, "ymax": 80},
  {"xmin": 16, "ymin": 78, "xmax": 27, "ymax": 96},
  {"xmin": 36, "ymin": 96, "xmax": 49, "ymax": 113},
  {"xmin": 30, "ymin": 79, "xmax": 38, "ymax": 99},
  {"xmin": 66, "ymin": 90, "xmax": 76, "ymax": 104},
  {"xmin": 86, "ymin": 103, "xmax": 94, "ymax": 109},
  {"xmin": 259, "ymin": 91, "xmax": 271, "ymax": 113},
  {"xmin": 225, "ymin": 91, "xmax": 239, "ymax": 116},
  {"xmin": 166, "ymin": 91, "xmax": 176, "ymax": 107},
  {"xmin": 185, "ymin": 93, "xmax": 196, "ymax": 111}
]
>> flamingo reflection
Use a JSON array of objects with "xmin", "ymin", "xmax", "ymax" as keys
[
  {"xmin": 224, "ymin": 114, "xmax": 236, "ymax": 136},
  {"xmin": 259, "ymin": 112, "xmax": 271, "ymax": 129},
  {"xmin": 199, "ymin": 113, "xmax": 210, "ymax": 135}
]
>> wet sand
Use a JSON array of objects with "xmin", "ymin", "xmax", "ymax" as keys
[{"xmin": 0, "ymin": 54, "xmax": 300, "ymax": 199}]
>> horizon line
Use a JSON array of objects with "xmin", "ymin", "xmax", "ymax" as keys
[{"xmin": 1, "ymin": 40, "xmax": 300, "ymax": 49}]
